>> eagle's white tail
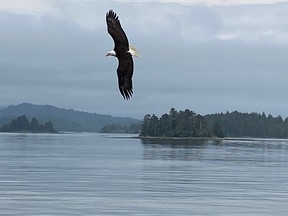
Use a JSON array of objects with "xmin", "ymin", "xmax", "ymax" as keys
[{"xmin": 129, "ymin": 45, "xmax": 140, "ymax": 57}]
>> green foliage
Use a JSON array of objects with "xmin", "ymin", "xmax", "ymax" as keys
[
  {"xmin": 43, "ymin": 121, "xmax": 58, "ymax": 133},
  {"xmin": 0, "ymin": 115, "xmax": 58, "ymax": 133},
  {"xmin": 30, "ymin": 117, "xmax": 41, "ymax": 132},
  {"xmin": 213, "ymin": 121, "xmax": 225, "ymax": 138},
  {"xmin": 204, "ymin": 111, "xmax": 288, "ymax": 138},
  {"xmin": 140, "ymin": 108, "xmax": 212, "ymax": 137},
  {"xmin": 10, "ymin": 115, "xmax": 30, "ymax": 131},
  {"xmin": 140, "ymin": 109, "xmax": 288, "ymax": 138}
]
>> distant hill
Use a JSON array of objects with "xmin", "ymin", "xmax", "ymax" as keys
[{"xmin": 0, "ymin": 103, "xmax": 141, "ymax": 132}]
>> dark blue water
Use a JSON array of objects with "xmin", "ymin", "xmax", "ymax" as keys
[{"xmin": 0, "ymin": 133, "xmax": 287, "ymax": 215}]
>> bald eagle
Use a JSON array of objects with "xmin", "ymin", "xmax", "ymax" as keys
[{"xmin": 106, "ymin": 10, "xmax": 139, "ymax": 100}]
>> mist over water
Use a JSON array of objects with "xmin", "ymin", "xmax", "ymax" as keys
[{"xmin": 0, "ymin": 133, "xmax": 287, "ymax": 215}]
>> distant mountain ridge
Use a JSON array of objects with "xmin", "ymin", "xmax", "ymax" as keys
[{"xmin": 0, "ymin": 103, "xmax": 141, "ymax": 132}]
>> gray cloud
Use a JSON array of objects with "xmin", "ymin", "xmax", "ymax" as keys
[{"xmin": 0, "ymin": 1, "xmax": 287, "ymax": 118}]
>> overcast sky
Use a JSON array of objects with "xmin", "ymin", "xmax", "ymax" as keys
[{"xmin": 0, "ymin": 0, "xmax": 287, "ymax": 119}]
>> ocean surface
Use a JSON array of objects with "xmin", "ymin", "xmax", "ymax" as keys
[{"xmin": 0, "ymin": 132, "xmax": 287, "ymax": 216}]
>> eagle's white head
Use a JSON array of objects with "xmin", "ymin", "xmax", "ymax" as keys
[{"xmin": 106, "ymin": 50, "xmax": 116, "ymax": 57}]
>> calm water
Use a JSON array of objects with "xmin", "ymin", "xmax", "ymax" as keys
[{"xmin": 0, "ymin": 133, "xmax": 287, "ymax": 216}]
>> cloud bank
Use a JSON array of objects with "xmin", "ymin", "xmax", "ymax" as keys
[{"xmin": 0, "ymin": 0, "xmax": 287, "ymax": 118}]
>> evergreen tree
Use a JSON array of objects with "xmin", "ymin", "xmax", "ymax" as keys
[
  {"xmin": 30, "ymin": 117, "xmax": 40, "ymax": 132},
  {"xmin": 149, "ymin": 114, "xmax": 160, "ymax": 136},
  {"xmin": 140, "ymin": 114, "xmax": 151, "ymax": 136},
  {"xmin": 9, "ymin": 115, "xmax": 30, "ymax": 131},
  {"xmin": 43, "ymin": 121, "xmax": 57, "ymax": 133},
  {"xmin": 213, "ymin": 121, "xmax": 224, "ymax": 138},
  {"xmin": 159, "ymin": 113, "xmax": 171, "ymax": 136}
]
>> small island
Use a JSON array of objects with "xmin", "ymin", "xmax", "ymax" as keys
[
  {"xmin": 140, "ymin": 108, "xmax": 288, "ymax": 139},
  {"xmin": 140, "ymin": 108, "xmax": 216, "ymax": 138},
  {"xmin": 0, "ymin": 115, "xmax": 59, "ymax": 133}
]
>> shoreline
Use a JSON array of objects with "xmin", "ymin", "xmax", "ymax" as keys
[
  {"xmin": 138, "ymin": 136, "xmax": 221, "ymax": 140},
  {"xmin": 138, "ymin": 136, "xmax": 288, "ymax": 141},
  {"xmin": 0, "ymin": 131, "xmax": 61, "ymax": 134}
]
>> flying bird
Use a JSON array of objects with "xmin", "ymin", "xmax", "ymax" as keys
[{"xmin": 106, "ymin": 10, "xmax": 139, "ymax": 100}]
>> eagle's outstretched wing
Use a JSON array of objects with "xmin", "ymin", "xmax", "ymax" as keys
[
  {"xmin": 117, "ymin": 52, "xmax": 133, "ymax": 100},
  {"xmin": 106, "ymin": 10, "xmax": 134, "ymax": 99},
  {"xmin": 106, "ymin": 10, "xmax": 129, "ymax": 54}
]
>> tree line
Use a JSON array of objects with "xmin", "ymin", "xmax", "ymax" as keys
[
  {"xmin": 0, "ymin": 115, "xmax": 58, "ymax": 133},
  {"xmin": 0, "ymin": 103, "xmax": 140, "ymax": 132},
  {"xmin": 140, "ymin": 108, "xmax": 213, "ymax": 137},
  {"xmin": 205, "ymin": 111, "xmax": 288, "ymax": 138},
  {"xmin": 140, "ymin": 108, "xmax": 288, "ymax": 138}
]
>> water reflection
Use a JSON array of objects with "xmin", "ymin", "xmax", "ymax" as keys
[
  {"xmin": 1, "ymin": 133, "xmax": 288, "ymax": 215},
  {"xmin": 140, "ymin": 137, "xmax": 214, "ymax": 146},
  {"xmin": 140, "ymin": 138, "xmax": 215, "ymax": 161},
  {"xmin": 140, "ymin": 137, "xmax": 288, "ymax": 212},
  {"xmin": 140, "ymin": 137, "xmax": 288, "ymax": 162}
]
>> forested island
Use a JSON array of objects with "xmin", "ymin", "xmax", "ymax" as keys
[
  {"xmin": 140, "ymin": 108, "xmax": 288, "ymax": 138},
  {"xmin": 0, "ymin": 115, "xmax": 59, "ymax": 133},
  {"xmin": 140, "ymin": 108, "xmax": 214, "ymax": 138}
]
